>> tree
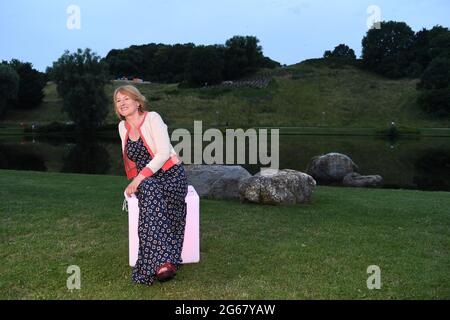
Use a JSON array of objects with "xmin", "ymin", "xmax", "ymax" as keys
[
  {"xmin": 259, "ymin": 56, "xmax": 281, "ymax": 69},
  {"xmin": 429, "ymin": 31, "xmax": 450, "ymax": 59},
  {"xmin": 417, "ymin": 89, "xmax": 450, "ymax": 116},
  {"xmin": 103, "ymin": 36, "xmax": 279, "ymax": 84},
  {"xmin": 417, "ymin": 57, "xmax": 450, "ymax": 90},
  {"xmin": 323, "ymin": 44, "xmax": 356, "ymax": 59},
  {"xmin": 410, "ymin": 25, "xmax": 449, "ymax": 75},
  {"xmin": 7, "ymin": 59, "xmax": 46, "ymax": 110},
  {"xmin": 51, "ymin": 48, "xmax": 109, "ymax": 130},
  {"xmin": 224, "ymin": 36, "xmax": 264, "ymax": 79},
  {"xmin": 185, "ymin": 45, "xmax": 224, "ymax": 86},
  {"xmin": 362, "ymin": 21, "xmax": 415, "ymax": 78},
  {"xmin": 167, "ymin": 43, "xmax": 196, "ymax": 83},
  {"xmin": 0, "ymin": 64, "xmax": 20, "ymax": 117},
  {"xmin": 417, "ymin": 57, "xmax": 450, "ymax": 116},
  {"xmin": 104, "ymin": 43, "xmax": 195, "ymax": 83},
  {"xmin": 152, "ymin": 45, "xmax": 174, "ymax": 82}
]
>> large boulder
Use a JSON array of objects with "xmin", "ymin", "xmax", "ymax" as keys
[
  {"xmin": 306, "ymin": 152, "xmax": 358, "ymax": 183},
  {"xmin": 184, "ymin": 164, "xmax": 252, "ymax": 199},
  {"xmin": 343, "ymin": 172, "xmax": 383, "ymax": 188},
  {"xmin": 238, "ymin": 169, "xmax": 316, "ymax": 205}
]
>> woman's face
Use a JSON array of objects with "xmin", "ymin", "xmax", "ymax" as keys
[{"xmin": 115, "ymin": 91, "xmax": 140, "ymax": 118}]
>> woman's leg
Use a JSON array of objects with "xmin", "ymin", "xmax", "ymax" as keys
[
  {"xmin": 132, "ymin": 177, "xmax": 171, "ymax": 284},
  {"xmin": 160, "ymin": 165, "xmax": 188, "ymax": 267}
]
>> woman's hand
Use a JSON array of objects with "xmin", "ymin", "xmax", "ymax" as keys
[{"xmin": 125, "ymin": 174, "xmax": 145, "ymax": 197}]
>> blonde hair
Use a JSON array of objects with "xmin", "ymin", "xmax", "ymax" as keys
[{"xmin": 113, "ymin": 85, "xmax": 147, "ymax": 121}]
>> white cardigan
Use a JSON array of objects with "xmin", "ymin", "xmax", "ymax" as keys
[{"xmin": 118, "ymin": 111, "xmax": 180, "ymax": 179}]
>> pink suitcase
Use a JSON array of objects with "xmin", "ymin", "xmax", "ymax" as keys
[{"xmin": 124, "ymin": 185, "xmax": 200, "ymax": 267}]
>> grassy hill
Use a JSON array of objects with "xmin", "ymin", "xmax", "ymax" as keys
[{"xmin": 1, "ymin": 59, "xmax": 449, "ymax": 130}]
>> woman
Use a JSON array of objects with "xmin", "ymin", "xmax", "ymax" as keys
[{"xmin": 115, "ymin": 85, "xmax": 188, "ymax": 285}]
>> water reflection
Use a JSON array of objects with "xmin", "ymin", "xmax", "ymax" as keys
[
  {"xmin": 61, "ymin": 141, "xmax": 111, "ymax": 174},
  {"xmin": 414, "ymin": 149, "xmax": 450, "ymax": 191},
  {"xmin": 0, "ymin": 143, "xmax": 46, "ymax": 172},
  {"xmin": 1, "ymin": 134, "xmax": 449, "ymax": 191}
]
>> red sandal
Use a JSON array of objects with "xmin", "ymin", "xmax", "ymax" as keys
[{"xmin": 156, "ymin": 262, "xmax": 177, "ymax": 282}]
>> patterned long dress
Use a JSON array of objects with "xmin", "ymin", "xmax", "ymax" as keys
[{"xmin": 126, "ymin": 136, "xmax": 188, "ymax": 285}]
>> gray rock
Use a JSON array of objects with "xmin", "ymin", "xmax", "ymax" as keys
[
  {"xmin": 343, "ymin": 172, "xmax": 384, "ymax": 188},
  {"xmin": 184, "ymin": 164, "xmax": 252, "ymax": 199},
  {"xmin": 306, "ymin": 152, "xmax": 359, "ymax": 183},
  {"xmin": 238, "ymin": 169, "xmax": 316, "ymax": 205}
]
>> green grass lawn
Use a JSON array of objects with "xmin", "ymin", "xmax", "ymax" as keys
[{"xmin": 0, "ymin": 169, "xmax": 449, "ymax": 299}]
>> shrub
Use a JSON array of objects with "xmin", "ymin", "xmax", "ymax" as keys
[
  {"xmin": 417, "ymin": 57, "xmax": 450, "ymax": 90},
  {"xmin": 323, "ymin": 44, "xmax": 356, "ymax": 59},
  {"xmin": 417, "ymin": 89, "xmax": 450, "ymax": 116}
]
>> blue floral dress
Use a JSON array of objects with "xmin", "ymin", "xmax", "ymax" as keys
[{"xmin": 126, "ymin": 136, "xmax": 188, "ymax": 285}]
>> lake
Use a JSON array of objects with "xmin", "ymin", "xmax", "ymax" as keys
[{"xmin": 1, "ymin": 133, "xmax": 449, "ymax": 191}]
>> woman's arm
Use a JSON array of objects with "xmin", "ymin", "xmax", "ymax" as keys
[
  {"xmin": 140, "ymin": 112, "xmax": 171, "ymax": 177},
  {"xmin": 125, "ymin": 172, "xmax": 146, "ymax": 197}
]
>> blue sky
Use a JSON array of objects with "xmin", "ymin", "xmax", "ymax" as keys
[{"xmin": 1, "ymin": 0, "xmax": 449, "ymax": 71}]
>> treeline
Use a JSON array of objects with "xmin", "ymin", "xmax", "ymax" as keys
[
  {"xmin": 361, "ymin": 21, "xmax": 449, "ymax": 79},
  {"xmin": 43, "ymin": 36, "xmax": 280, "ymax": 130},
  {"xmin": 362, "ymin": 21, "xmax": 450, "ymax": 117},
  {"xmin": 1, "ymin": 25, "xmax": 448, "ymax": 127},
  {"xmin": 103, "ymin": 35, "xmax": 280, "ymax": 85},
  {"xmin": 0, "ymin": 35, "xmax": 279, "ymax": 122},
  {"xmin": 0, "ymin": 60, "xmax": 47, "ymax": 117},
  {"xmin": 322, "ymin": 21, "xmax": 450, "ymax": 116}
]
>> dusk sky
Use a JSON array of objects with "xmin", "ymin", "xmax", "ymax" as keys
[{"xmin": 1, "ymin": 0, "xmax": 449, "ymax": 71}]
